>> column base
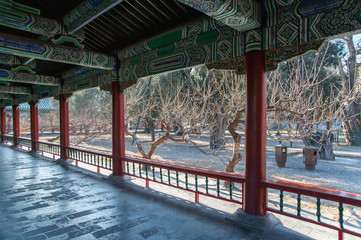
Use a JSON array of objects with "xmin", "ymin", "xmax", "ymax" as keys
[
  {"xmin": 30, "ymin": 150, "xmax": 39, "ymax": 157},
  {"xmin": 56, "ymin": 158, "xmax": 74, "ymax": 168},
  {"xmin": 226, "ymin": 209, "xmax": 280, "ymax": 233},
  {"xmin": 107, "ymin": 174, "xmax": 133, "ymax": 187}
]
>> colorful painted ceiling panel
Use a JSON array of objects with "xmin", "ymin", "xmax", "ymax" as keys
[{"xmin": 1, "ymin": 0, "xmax": 361, "ymax": 108}]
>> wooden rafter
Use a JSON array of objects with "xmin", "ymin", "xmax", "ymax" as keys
[{"xmin": 63, "ymin": 0, "xmax": 124, "ymax": 34}]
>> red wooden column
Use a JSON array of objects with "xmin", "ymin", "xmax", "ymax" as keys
[
  {"xmin": 30, "ymin": 101, "xmax": 39, "ymax": 152},
  {"xmin": 12, "ymin": 104, "xmax": 20, "ymax": 146},
  {"xmin": 59, "ymin": 95, "xmax": 69, "ymax": 159},
  {"xmin": 112, "ymin": 81, "xmax": 125, "ymax": 176},
  {"xmin": 244, "ymin": 51, "xmax": 267, "ymax": 215},
  {"xmin": 0, "ymin": 107, "xmax": 6, "ymax": 142}
]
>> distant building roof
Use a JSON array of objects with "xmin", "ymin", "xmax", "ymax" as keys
[{"xmin": 6, "ymin": 99, "xmax": 58, "ymax": 112}]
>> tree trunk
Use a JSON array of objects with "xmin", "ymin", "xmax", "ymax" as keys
[
  {"xmin": 326, "ymin": 121, "xmax": 332, "ymax": 131},
  {"xmin": 340, "ymin": 36, "xmax": 361, "ymax": 146},
  {"xmin": 303, "ymin": 132, "xmax": 335, "ymax": 160},
  {"xmin": 224, "ymin": 136, "xmax": 242, "ymax": 188},
  {"xmin": 342, "ymin": 98, "xmax": 361, "ymax": 145},
  {"xmin": 150, "ymin": 124, "xmax": 155, "ymax": 142},
  {"xmin": 209, "ymin": 117, "xmax": 226, "ymax": 149}
]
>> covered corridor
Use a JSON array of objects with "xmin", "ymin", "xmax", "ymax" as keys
[{"xmin": 0, "ymin": 145, "xmax": 314, "ymax": 240}]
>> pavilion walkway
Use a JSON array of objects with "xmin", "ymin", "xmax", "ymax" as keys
[{"xmin": 0, "ymin": 145, "xmax": 314, "ymax": 240}]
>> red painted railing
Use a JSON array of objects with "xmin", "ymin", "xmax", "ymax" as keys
[
  {"xmin": 66, "ymin": 146, "xmax": 112, "ymax": 172},
  {"xmin": 122, "ymin": 156, "xmax": 244, "ymax": 204},
  {"xmin": 17, "ymin": 137, "xmax": 32, "ymax": 150},
  {"xmin": 263, "ymin": 179, "xmax": 361, "ymax": 239},
  {"xmin": 2, "ymin": 134, "xmax": 14, "ymax": 145},
  {"xmin": 36, "ymin": 140, "xmax": 60, "ymax": 159}
]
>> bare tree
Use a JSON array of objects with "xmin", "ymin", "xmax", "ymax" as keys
[
  {"xmin": 68, "ymin": 88, "xmax": 112, "ymax": 145},
  {"xmin": 338, "ymin": 36, "xmax": 361, "ymax": 145},
  {"xmin": 267, "ymin": 41, "xmax": 360, "ymax": 159}
]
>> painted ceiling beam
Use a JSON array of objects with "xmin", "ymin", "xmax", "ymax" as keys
[
  {"xmin": 0, "ymin": 86, "xmax": 31, "ymax": 94},
  {"xmin": 0, "ymin": 53, "xmax": 20, "ymax": 65},
  {"xmin": 0, "ymin": 33, "xmax": 117, "ymax": 70},
  {"xmin": 63, "ymin": 0, "xmax": 124, "ymax": 34},
  {"xmin": 177, "ymin": 0, "xmax": 260, "ymax": 32},
  {"xmin": 0, "ymin": 5, "xmax": 85, "ymax": 41},
  {"xmin": 0, "ymin": 53, "xmax": 36, "ymax": 68},
  {"xmin": 0, "ymin": 6, "xmax": 64, "ymax": 37},
  {"xmin": 0, "ymin": 93, "xmax": 12, "ymax": 99},
  {"xmin": 0, "ymin": 68, "xmax": 60, "ymax": 86}
]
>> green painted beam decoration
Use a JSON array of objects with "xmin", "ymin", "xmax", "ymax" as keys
[
  {"xmin": 265, "ymin": 40, "xmax": 325, "ymax": 71},
  {"xmin": 0, "ymin": 2, "xmax": 85, "ymax": 41},
  {"xmin": 263, "ymin": 0, "xmax": 361, "ymax": 50},
  {"xmin": 0, "ymin": 68, "xmax": 60, "ymax": 86},
  {"xmin": 0, "ymin": 33, "xmax": 117, "ymax": 69},
  {"xmin": 63, "ymin": 0, "xmax": 124, "ymax": 34},
  {"xmin": 32, "ymin": 85, "xmax": 62, "ymax": 101},
  {"xmin": 62, "ymin": 68, "xmax": 117, "ymax": 94},
  {"xmin": 118, "ymin": 18, "xmax": 244, "ymax": 81},
  {"xmin": 52, "ymin": 36, "xmax": 85, "ymax": 49},
  {"xmin": 0, "ymin": 86, "xmax": 31, "ymax": 94},
  {"xmin": 0, "ymin": 6, "xmax": 64, "ymax": 37},
  {"xmin": 14, "ymin": 94, "xmax": 32, "ymax": 105},
  {"xmin": 177, "ymin": 0, "xmax": 260, "ymax": 32},
  {"xmin": 206, "ymin": 56, "xmax": 245, "ymax": 73},
  {"xmin": 12, "ymin": 66, "xmax": 35, "ymax": 74},
  {"xmin": 30, "ymin": 67, "xmax": 117, "ymax": 101},
  {"xmin": 0, "ymin": 54, "xmax": 37, "ymax": 70},
  {"xmin": 0, "ymin": 93, "xmax": 11, "ymax": 99},
  {"xmin": 118, "ymin": 18, "xmax": 237, "ymax": 60},
  {"xmin": 0, "ymin": 53, "xmax": 20, "ymax": 65},
  {"xmin": 0, "ymin": 0, "xmax": 40, "ymax": 15},
  {"xmin": 62, "ymin": 67, "xmax": 116, "ymax": 84},
  {"xmin": 265, "ymin": 0, "xmax": 351, "ymax": 27},
  {"xmin": 116, "ymin": 0, "xmax": 361, "ymax": 79}
]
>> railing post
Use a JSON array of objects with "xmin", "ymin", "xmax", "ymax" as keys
[
  {"xmin": 59, "ymin": 94, "xmax": 69, "ymax": 159},
  {"xmin": 112, "ymin": 81, "xmax": 125, "ymax": 176},
  {"xmin": 30, "ymin": 101, "xmax": 39, "ymax": 152},
  {"xmin": 0, "ymin": 107, "xmax": 6, "ymax": 142},
  {"xmin": 244, "ymin": 51, "xmax": 267, "ymax": 216},
  {"xmin": 12, "ymin": 104, "xmax": 20, "ymax": 147}
]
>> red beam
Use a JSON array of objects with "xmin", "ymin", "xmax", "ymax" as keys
[
  {"xmin": 0, "ymin": 107, "xmax": 5, "ymax": 142},
  {"xmin": 59, "ymin": 95, "xmax": 69, "ymax": 159},
  {"xmin": 112, "ymin": 81, "xmax": 125, "ymax": 175},
  {"xmin": 30, "ymin": 101, "xmax": 39, "ymax": 152},
  {"xmin": 244, "ymin": 51, "xmax": 267, "ymax": 215},
  {"xmin": 12, "ymin": 104, "xmax": 20, "ymax": 146}
]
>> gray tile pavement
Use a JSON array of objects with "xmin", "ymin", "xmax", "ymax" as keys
[{"xmin": 0, "ymin": 145, "xmax": 354, "ymax": 239}]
